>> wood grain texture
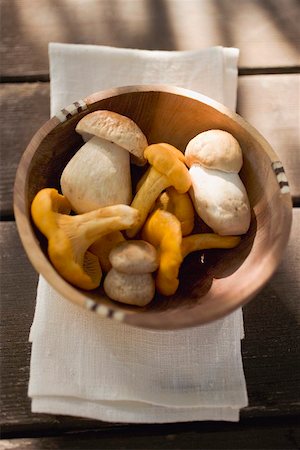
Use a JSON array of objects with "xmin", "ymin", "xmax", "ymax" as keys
[
  {"xmin": 1, "ymin": 74, "xmax": 299, "ymax": 217},
  {"xmin": 1, "ymin": 419, "xmax": 299, "ymax": 449},
  {"xmin": 237, "ymin": 74, "xmax": 300, "ymax": 202},
  {"xmin": 1, "ymin": 0, "xmax": 299, "ymax": 77},
  {"xmin": 0, "ymin": 83, "xmax": 50, "ymax": 217},
  {"xmin": 1, "ymin": 211, "xmax": 299, "ymax": 434}
]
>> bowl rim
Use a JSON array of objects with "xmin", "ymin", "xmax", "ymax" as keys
[{"xmin": 13, "ymin": 84, "xmax": 293, "ymax": 329}]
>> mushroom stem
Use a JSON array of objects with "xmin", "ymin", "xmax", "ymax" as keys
[
  {"xmin": 181, "ymin": 234, "xmax": 241, "ymax": 258},
  {"xmin": 127, "ymin": 167, "xmax": 170, "ymax": 237},
  {"xmin": 57, "ymin": 205, "xmax": 137, "ymax": 247},
  {"xmin": 127, "ymin": 143, "xmax": 191, "ymax": 238},
  {"xmin": 31, "ymin": 188, "xmax": 139, "ymax": 290}
]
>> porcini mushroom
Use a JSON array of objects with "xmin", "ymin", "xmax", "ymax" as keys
[
  {"xmin": 104, "ymin": 270, "xmax": 155, "ymax": 307},
  {"xmin": 185, "ymin": 130, "xmax": 251, "ymax": 235},
  {"xmin": 127, "ymin": 143, "xmax": 191, "ymax": 237},
  {"xmin": 109, "ymin": 239, "xmax": 159, "ymax": 274},
  {"xmin": 61, "ymin": 136, "xmax": 131, "ymax": 213},
  {"xmin": 142, "ymin": 209, "xmax": 183, "ymax": 296},
  {"xmin": 60, "ymin": 111, "xmax": 148, "ymax": 214},
  {"xmin": 31, "ymin": 188, "xmax": 139, "ymax": 290},
  {"xmin": 76, "ymin": 110, "xmax": 148, "ymax": 166},
  {"xmin": 104, "ymin": 240, "xmax": 158, "ymax": 306}
]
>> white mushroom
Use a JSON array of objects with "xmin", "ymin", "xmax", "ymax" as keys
[
  {"xmin": 185, "ymin": 130, "xmax": 251, "ymax": 235},
  {"xmin": 61, "ymin": 136, "xmax": 131, "ymax": 213},
  {"xmin": 109, "ymin": 240, "xmax": 159, "ymax": 274},
  {"xmin": 189, "ymin": 165, "xmax": 250, "ymax": 235},
  {"xmin": 60, "ymin": 110, "xmax": 148, "ymax": 213},
  {"xmin": 104, "ymin": 270, "xmax": 155, "ymax": 306},
  {"xmin": 76, "ymin": 110, "xmax": 148, "ymax": 166},
  {"xmin": 104, "ymin": 240, "xmax": 158, "ymax": 306}
]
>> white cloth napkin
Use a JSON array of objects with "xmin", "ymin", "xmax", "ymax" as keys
[{"xmin": 29, "ymin": 43, "xmax": 248, "ymax": 423}]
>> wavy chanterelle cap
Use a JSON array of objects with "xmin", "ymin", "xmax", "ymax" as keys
[
  {"xmin": 31, "ymin": 188, "xmax": 139, "ymax": 290},
  {"xmin": 142, "ymin": 209, "xmax": 183, "ymax": 296},
  {"xmin": 127, "ymin": 143, "xmax": 191, "ymax": 238},
  {"xmin": 155, "ymin": 187, "xmax": 194, "ymax": 236}
]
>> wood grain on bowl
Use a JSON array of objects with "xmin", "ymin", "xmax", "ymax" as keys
[{"xmin": 13, "ymin": 85, "xmax": 293, "ymax": 329}]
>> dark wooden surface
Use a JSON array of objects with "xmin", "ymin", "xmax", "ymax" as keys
[
  {"xmin": 1, "ymin": 0, "xmax": 300, "ymax": 76},
  {"xmin": 1, "ymin": 0, "xmax": 299, "ymax": 448}
]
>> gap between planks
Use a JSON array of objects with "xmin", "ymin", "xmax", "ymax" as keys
[{"xmin": 1, "ymin": 66, "xmax": 300, "ymax": 84}]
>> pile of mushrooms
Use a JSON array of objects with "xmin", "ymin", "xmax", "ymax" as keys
[{"xmin": 31, "ymin": 110, "xmax": 251, "ymax": 307}]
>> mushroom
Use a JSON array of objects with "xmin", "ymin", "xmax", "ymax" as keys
[
  {"xmin": 142, "ymin": 209, "xmax": 183, "ymax": 296},
  {"xmin": 185, "ymin": 130, "xmax": 251, "ymax": 235},
  {"xmin": 155, "ymin": 187, "xmax": 194, "ymax": 236},
  {"xmin": 181, "ymin": 233, "xmax": 241, "ymax": 258},
  {"xmin": 142, "ymin": 208, "xmax": 241, "ymax": 296},
  {"xmin": 127, "ymin": 143, "xmax": 191, "ymax": 237},
  {"xmin": 60, "ymin": 110, "xmax": 148, "ymax": 214},
  {"xmin": 89, "ymin": 231, "xmax": 125, "ymax": 273},
  {"xmin": 31, "ymin": 188, "xmax": 139, "ymax": 290},
  {"xmin": 104, "ymin": 240, "xmax": 159, "ymax": 306},
  {"xmin": 76, "ymin": 110, "xmax": 148, "ymax": 166}
]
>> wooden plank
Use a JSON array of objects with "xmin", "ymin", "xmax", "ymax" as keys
[
  {"xmin": 237, "ymin": 74, "xmax": 300, "ymax": 203},
  {"xmin": 1, "ymin": 74, "xmax": 299, "ymax": 216},
  {"xmin": 0, "ymin": 211, "xmax": 299, "ymax": 435},
  {"xmin": 1, "ymin": 0, "xmax": 299, "ymax": 77},
  {"xmin": 0, "ymin": 83, "xmax": 50, "ymax": 216},
  {"xmin": 1, "ymin": 419, "xmax": 299, "ymax": 449}
]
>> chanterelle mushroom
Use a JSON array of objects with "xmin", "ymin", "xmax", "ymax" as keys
[
  {"xmin": 185, "ymin": 130, "xmax": 251, "ymax": 235},
  {"xmin": 60, "ymin": 110, "xmax": 148, "ymax": 213},
  {"xmin": 155, "ymin": 187, "xmax": 194, "ymax": 236},
  {"xmin": 104, "ymin": 240, "xmax": 158, "ymax": 306},
  {"xmin": 142, "ymin": 209, "xmax": 183, "ymax": 296},
  {"xmin": 127, "ymin": 143, "xmax": 191, "ymax": 237},
  {"xmin": 181, "ymin": 233, "xmax": 241, "ymax": 258},
  {"xmin": 31, "ymin": 188, "xmax": 139, "ymax": 290}
]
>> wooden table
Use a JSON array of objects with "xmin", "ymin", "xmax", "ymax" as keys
[{"xmin": 1, "ymin": 1, "xmax": 299, "ymax": 449}]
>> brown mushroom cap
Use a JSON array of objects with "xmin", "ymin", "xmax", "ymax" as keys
[
  {"xmin": 185, "ymin": 129, "xmax": 243, "ymax": 173},
  {"xmin": 76, "ymin": 110, "xmax": 148, "ymax": 165},
  {"xmin": 109, "ymin": 240, "xmax": 158, "ymax": 274}
]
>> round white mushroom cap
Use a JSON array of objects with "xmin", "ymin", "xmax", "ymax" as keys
[
  {"xmin": 76, "ymin": 110, "xmax": 148, "ymax": 166},
  {"xmin": 109, "ymin": 240, "xmax": 159, "ymax": 274},
  {"xmin": 185, "ymin": 129, "xmax": 243, "ymax": 173},
  {"xmin": 104, "ymin": 269, "xmax": 155, "ymax": 306}
]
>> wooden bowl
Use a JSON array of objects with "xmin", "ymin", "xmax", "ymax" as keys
[{"xmin": 14, "ymin": 85, "xmax": 292, "ymax": 329}]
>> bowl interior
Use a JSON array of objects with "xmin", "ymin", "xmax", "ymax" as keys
[{"xmin": 14, "ymin": 86, "xmax": 292, "ymax": 329}]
